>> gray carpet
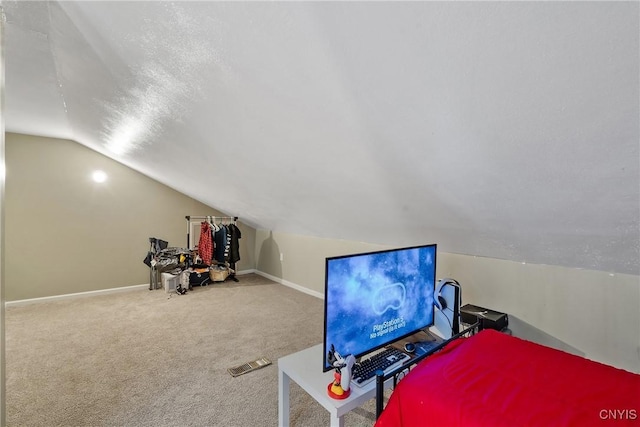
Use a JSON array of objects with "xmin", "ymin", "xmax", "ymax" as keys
[{"xmin": 5, "ymin": 273, "xmax": 379, "ymax": 426}]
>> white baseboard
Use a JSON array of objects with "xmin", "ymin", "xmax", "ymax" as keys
[
  {"xmin": 254, "ymin": 270, "xmax": 324, "ymax": 300},
  {"xmin": 5, "ymin": 284, "xmax": 150, "ymax": 308},
  {"xmin": 4, "ymin": 269, "xmax": 322, "ymax": 307}
]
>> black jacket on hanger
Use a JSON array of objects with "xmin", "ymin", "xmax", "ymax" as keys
[
  {"xmin": 228, "ymin": 224, "xmax": 241, "ymax": 264},
  {"xmin": 214, "ymin": 225, "xmax": 227, "ymax": 263}
]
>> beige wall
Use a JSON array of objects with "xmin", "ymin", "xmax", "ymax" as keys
[
  {"xmin": 255, "ymin": 229, "xmax": 388, "ymax": 297},
  {"xmin": 255, "ymin": 229, "xmax": 640, "ymax": 374},
  {"xmin": 5, "ymin": 133, "xmax": 256, "ymax": 301}
]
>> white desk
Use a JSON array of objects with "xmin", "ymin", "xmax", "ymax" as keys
[
  {"xmin": 278, "ymin": 327, "xmax": 448, "ymax": 427},
  {"xmin": 278, "ymin": 344, "xmax": 395, "ymax": 427}
]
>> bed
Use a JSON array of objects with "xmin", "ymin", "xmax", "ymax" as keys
[{"xmin": 375, "ymin": 328, "xmax": 640, "ymax": 427}]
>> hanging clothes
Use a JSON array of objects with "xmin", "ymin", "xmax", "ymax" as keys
[
  {"xmin": 224, "ymin": 225, "xmax": 231, "ymax": 261},
  {"xmin": 228, "ymin": 223, "xmax": 242, "ymax": 264},
  {"xmin": 214, "ymin": 224, "xmax": 227, "ymax": 263},
  {"xmin": 198, "ymin": 221, "xmax": 213, "ymax": 265}
]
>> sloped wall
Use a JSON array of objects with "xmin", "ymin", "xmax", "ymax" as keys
[{"xmin": 4, "ymin": 133, "xmax": 256, "ymax": 300}]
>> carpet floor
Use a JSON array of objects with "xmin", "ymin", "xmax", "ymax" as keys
[{"xmin": 5, "ymin": 273, "xmax": 380, "ymax": 426}]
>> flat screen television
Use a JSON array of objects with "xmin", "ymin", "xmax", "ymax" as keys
[{"xmin": 322, "ymin": 244, "xmax": 437, "ymax": 371}]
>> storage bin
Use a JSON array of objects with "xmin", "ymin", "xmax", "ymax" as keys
[{"xmin": 161, "ymin": 272, "xmax": 180, "ymax": 293}]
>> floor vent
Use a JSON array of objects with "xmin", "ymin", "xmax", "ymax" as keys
[{"xmin": 228, "ymin": 357, "xmax": 272, "ymax": 377}]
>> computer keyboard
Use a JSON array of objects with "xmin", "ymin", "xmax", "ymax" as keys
[{"xmin": 351, "ymin": 347, "xmax": 410, "ymax": 388}]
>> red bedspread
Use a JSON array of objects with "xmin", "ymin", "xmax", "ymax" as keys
[{"xmin": 375, "ymin": 329, "xmax": 640, "ymax": 427}]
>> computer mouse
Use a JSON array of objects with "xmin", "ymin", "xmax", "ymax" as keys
[{"xmin": 404, "ymin": 342, "xmax": 416, "ymax": 353}]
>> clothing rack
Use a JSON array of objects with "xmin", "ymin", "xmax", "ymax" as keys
[
  {"xmin": 185, "ymin": 215, "xmax": 238, "ymax": 249},
  {"xmin": 185, "ymin": 215, "xmax": 240, "ymax": 283}
]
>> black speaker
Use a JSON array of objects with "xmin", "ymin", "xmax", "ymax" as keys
[{"xmin": 460, "ymin": 304, "xmax": 508, "ymax": 331}]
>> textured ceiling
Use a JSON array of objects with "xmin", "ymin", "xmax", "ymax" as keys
[{"xmin": 2, "ymin": 1, "xmax": 639, "ymax": 274}]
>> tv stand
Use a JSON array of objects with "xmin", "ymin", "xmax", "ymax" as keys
[
  {"xmin": 278, "ymin": 327, "xmax": 447, "ymax": 426},
  {"xmin": 278, "ymin": 344, "xmax": 393, "ymax": 426}
]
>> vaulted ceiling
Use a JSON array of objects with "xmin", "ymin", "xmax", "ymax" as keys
[{"xmin": 2, "ymin": 1, "xmax": 639, "ymax": 274}]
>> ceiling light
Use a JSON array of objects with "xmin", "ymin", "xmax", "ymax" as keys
[{"xmin": 92, "ymin": 170, "xmax": 108, "ymax": 183}]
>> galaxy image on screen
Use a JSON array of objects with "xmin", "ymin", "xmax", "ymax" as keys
[{"xmin": 323, "ymin": 245, "xmax": 436, "ymax": 371}]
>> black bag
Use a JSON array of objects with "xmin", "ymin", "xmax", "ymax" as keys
[
  {"xmin": 189, "ymin": 271, "xmax": 211, "ymax": 287},
  {"xmin": 149, "ymin": 237, "xmax": 169, "ymax": 252},
  {"xmin": 143, "ymin": 252, "xmax": 153, "ymax": 267}
]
